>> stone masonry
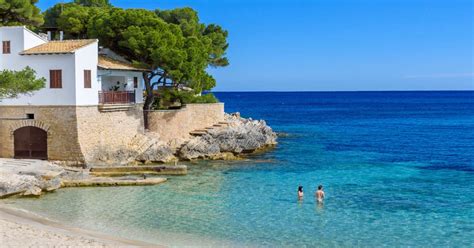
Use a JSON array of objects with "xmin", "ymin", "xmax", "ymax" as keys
[
  {"xmin": 146, "ymin": 103, "xmax": 224, "ymax": 143},
  {"xmin": 0, "ymin": 105, "xmax": 144, "ymax": 165}
]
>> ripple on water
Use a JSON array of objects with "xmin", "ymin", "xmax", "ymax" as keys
[{"xmin": 6, "ymin": 92, "xmax": 474, "ymax": 247}]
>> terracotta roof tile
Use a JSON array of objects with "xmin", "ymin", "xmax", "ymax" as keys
[
  {"xmin": 21, "ymin": 39, "xmax": 97, "ymax": 55},
  {"xmin": 98, "ymin": 55, "xmax": 149, "ymax": 72}
]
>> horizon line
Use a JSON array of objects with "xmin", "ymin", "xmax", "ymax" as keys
[{"xmin": 211, "ymin": 89, "xmax": 474, "ymax": 93}]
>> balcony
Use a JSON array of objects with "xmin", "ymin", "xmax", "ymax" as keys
[
  {"xmin": 99, "ymin": 91, "xmax": 136, "ymax": 104},
  {"xmin": 98, "ymin": 91, "xmax": 136, "ymax": 112}
]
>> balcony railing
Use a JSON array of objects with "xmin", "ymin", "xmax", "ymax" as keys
[{"xmin": 99, "ymin": 90, "xmax": 135, "ymax": 104}]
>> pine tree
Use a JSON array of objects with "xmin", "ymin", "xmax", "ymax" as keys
[{"xmin": 0, "ymin": 0, "xmax": 44, "ymax": 26}]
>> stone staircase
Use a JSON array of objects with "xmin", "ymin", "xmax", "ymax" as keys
[{"xmin": 189, "ymin": 121, "xmax": 231, "ymax": 137}]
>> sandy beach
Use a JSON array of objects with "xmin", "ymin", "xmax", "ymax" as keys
[{"xmin": 0, "ymin": 205, "xmax": 158, "ymax": 247}]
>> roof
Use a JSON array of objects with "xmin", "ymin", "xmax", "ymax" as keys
[
  {"xmin": 20, "ymin": 39, "xmax": 97, "ymax": 55},
  {"xmin": 98, "ymin": 55, "xmax": 149, "ymax": 72}
]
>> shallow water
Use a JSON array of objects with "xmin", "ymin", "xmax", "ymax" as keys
[{"xmin": 6, "ymin": 91, "xmax": 474, "ymax": 247}]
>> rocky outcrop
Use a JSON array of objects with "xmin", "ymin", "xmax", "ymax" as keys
[
  {"xmin": 178, "ymin": 113, "xmax": 277, "ymax": 160},
  {"xmin": 80, "ymin": 113, "xmax": 277, "ymax": 165},
  {"xmin": 88, "ymin": 134, "xmax": 176, "ymax": 166},
  {"xmin": 136, "ymin": 140, "xmax": 176, "ymax": 164},
  {"xmin": 0, "ymin": 159, "xmax": 181, "ymax": 198},
  {"xmin": 0, "ymin": 159, "xmax": 64, "ymax": 198}
]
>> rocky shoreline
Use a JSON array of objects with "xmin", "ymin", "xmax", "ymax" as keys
[
  {"xmin": 0, "ymin": 113, "xmax": 276, "ymax": 199},
  {"xmin": 0, "ymin": 159, "xmax": 179, "ymax": 198},
  {"xmin": 93, "ymin": 113, "xmax": 278, "ymax": 165}
]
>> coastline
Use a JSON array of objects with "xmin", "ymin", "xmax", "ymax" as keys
[{"xmin": 0, "ymin": 204, "xmax": 160, "ymax": 247}]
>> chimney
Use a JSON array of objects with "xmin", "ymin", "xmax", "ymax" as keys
[
  {"xmin": 59, "ymin": 31, "xmax": 64, "ymax": 41},
  {"xmin": 47, "ymin": 31, "xmax": 52, "ymax": 41}
]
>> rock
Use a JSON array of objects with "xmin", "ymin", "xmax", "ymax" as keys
[
  {"xmin": 178, "ymin": 114, "xmax": 277, "ymax": 160},
  {"xmin": 0, "ymin": 159, "xmax": 66, "ymax": 198},
  {"xmin": 88, "ymin": 135, "xmax": 176, "ymax": 166},
  {"xmin": 209, "ymin": 152, "xmax": 239, "ymax": 160},
  {"xmin": 0, "ymin": 173, "xmax": 39, "ymax": 198},
  {"xmin": 178, "ymin": 137, "xmax": 221, "ymax": 160},
  {"xmin": 23, "ymin": 186, "xmax": 42, "ymax": 196},
  {"xmin": 136, "ymin": 140, "xmax": 176, "ymax": 163},
  {"xmin": 42, "ymin": 178, "xmax": 62, "ymax": 192}
]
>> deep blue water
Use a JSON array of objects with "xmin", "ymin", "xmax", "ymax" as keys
[{"xmin": 7, "ymin": 91, "xmax": 474, "ymax": 247}]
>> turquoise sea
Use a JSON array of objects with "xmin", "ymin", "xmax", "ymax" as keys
[{"xmin": 5, "ymin": 91, "xmax": 474, "ymax": 247}]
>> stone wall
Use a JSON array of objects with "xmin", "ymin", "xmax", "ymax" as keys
[
  {"xmin": 146, "ymin": 103, "xmax": 225, "ymax": 143},
  {"xmin": 0, "ymin": 105, "xmax": 144, "ymax": 165},
  {"xmin": 75, "ymin": 105, "xmax": 145, "ymax": 164},
  {"xmin": 0, "ymin": 106, "xmax": 84, "ymax": 162},
  {"xmin": 0, "ymin": 103, "xmax": 223, "ymax": 164}
]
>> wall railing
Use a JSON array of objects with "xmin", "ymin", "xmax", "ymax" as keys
[{"xmin": 98, "ymin": 91, "xmax": 135, "ymax": 104}]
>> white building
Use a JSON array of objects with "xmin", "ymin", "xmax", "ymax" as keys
[
  {"xmin": 0, "ymin": 26, "xmax": 148, "ymax": 162},
  {"xmin": 0, "ymin": 26, "xmax": 146, "ymax": 106}
]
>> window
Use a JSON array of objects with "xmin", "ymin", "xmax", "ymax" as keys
[
  {"xmin": 133, "ymin": 77, "xmax": 138, "ymax": 88},
  {"xmin": 50, "ymin": 70, "xmax": 62, "ymax": 88},
  {"xmin": 2, "ymin": 41, "xmax": 10, "ymax": 54},
  {"xmin": 26, "ymin": 114, "xmax": 35, "ymax": 120},
  {"xmin": 84, "ymin": 70, "xmax": 91, "ymax": 88}
]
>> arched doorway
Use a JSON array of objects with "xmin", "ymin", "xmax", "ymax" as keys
[{"xmin": 14, "ymin": 126, "xmax": 48, "ymax": 160}]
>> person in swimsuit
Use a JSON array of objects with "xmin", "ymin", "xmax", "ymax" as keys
[
  {"xmin": 297, "ymin": 185, "xmax": 304, "ymax": 199},
  {"xmin": 315, "ymin": 185, "xmax": 325, "ymax": 203}
]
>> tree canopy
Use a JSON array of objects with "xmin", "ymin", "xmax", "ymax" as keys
[
  {"xmin": 74, "ymin": 0, "xmax": 111, "ymax": 7},
  {"xmin": 0, "ymin": 67, "xmax": 45, "ymax": 99},
  {"xmin": 43, "ymin": 1, "xmax": 108, "ymax": 38},
  {"xmin": 0, "ymin": 0, "xmax": 43, "ymax": 26},
  {"xmin": 86, "ymin": 7, "xmax": 229, "ymax": 109},
  {"xmin": 41, "ymin": 2, "xmax": 229, "ymax": 110}
]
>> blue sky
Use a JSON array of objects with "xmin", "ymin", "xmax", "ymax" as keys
[{"xmin": 38, "ymin": 0, "xmax": 473, "ymax": 91}]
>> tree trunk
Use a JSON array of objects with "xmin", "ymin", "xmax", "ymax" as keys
[{"xmin": 143, "ymin": 72, "xmax": 155, "ymax": 111}]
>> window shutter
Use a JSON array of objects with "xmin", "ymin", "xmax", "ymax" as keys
[
  {"xmin": 84, "ymin": 70, "xmax": 91, "ymax": 88},
  {"xmin": 50, "ymin": 70, "xmax": 62, "ymax": 88},
  {"xmin": 133, "ymin": 77, "xmax": 138, "ymax": 88},
  {"xmin": 2, "ymin": 41, "xmax": 11, "ymax": 54}
]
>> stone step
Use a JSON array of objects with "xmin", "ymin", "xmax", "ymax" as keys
[
  {"xmin": 90, "ymin": 165, "xmax": 187, "ymax": 176},
  {"xmin": 189, "ymin": 131, "xmax": 207, "ymax": 136},
  {"xmin": 62, "ymin": 177, "xmax": 167, "ymax": 187}
]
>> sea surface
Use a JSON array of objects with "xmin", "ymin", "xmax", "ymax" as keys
[{"xmin": 5, "ymin": 91, "xmax": 474, "ymax": 247}]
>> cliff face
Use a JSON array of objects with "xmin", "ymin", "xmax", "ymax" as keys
[{"xmin": 178, "ymin": 114, "xmax": 277, "ymax": 160}]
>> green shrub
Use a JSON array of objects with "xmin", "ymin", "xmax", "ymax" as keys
[
  {"xmin": 152, "ymin": 88, "xmax": 219, "ymax": 109},
  {"xmin": 189, "ymin": 93, "xmax": 219, "ymax": 103}
]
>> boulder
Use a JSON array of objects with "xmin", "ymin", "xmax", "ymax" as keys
[
  {"xmin": 136, "ymin": 140, "xmax": 176, "ymax": 163},
  {"xmin": 178, "ymin": 137, "xmax": 221, "ymax": 160},
  {"xmin": 178, "ymin": 114, "xmax": 277, "ymax": 160},
  {"xmin": 23, "ymin": 186, "xmax": 42, "ymax": 196},
  {"xmin": 0, "ymin": 159, "xmax": 66, "ymax": 198}
]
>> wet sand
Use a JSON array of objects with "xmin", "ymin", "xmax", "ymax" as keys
[{"xmin": 0, "ymin": 204, "xmax": 160, "ymax": 247}]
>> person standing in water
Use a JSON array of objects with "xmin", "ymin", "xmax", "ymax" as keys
[
  {"xmin": 297, "ymin": 185, "xmax": 304, "ymax": 199},
  {"xmin": 315, "ymin": 185, "xmax": 325, "ymax": 203}
]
